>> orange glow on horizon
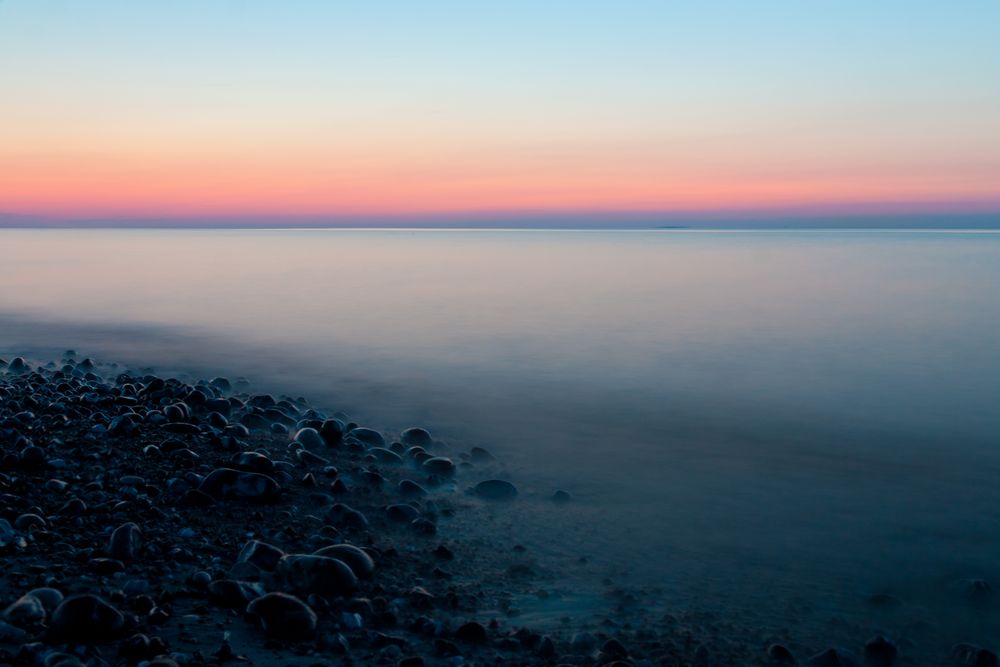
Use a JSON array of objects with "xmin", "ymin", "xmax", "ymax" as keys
[{"xmin": 3, "ymin": 149, "xmax": 998, "ymax": 220}]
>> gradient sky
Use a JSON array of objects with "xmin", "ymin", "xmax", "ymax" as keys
[{"xmin": 1, "ymin": 1, "xmax": 999, "ymax": 224}]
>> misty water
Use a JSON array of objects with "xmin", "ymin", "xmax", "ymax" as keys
[{"xmin": 3, "ymin": 228, "xmax": 1000, "ymax": 655}]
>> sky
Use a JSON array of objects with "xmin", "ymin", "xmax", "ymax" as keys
[{"xmin": 1, "ymin": 1, "xmax": 999, "ymax": 226}]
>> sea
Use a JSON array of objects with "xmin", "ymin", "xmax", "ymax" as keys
[{"xmin": 3, "ymin": 228, "xmax": 1000, "ymax": 658}]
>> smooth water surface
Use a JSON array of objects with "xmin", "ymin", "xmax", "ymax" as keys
[{"xmin": 3, "ymin": 229, "xmax": 1000, "ymax": 654}]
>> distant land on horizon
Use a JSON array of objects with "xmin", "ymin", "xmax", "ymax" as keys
[{"xmin": 2, "ymin": 210, "xmax": 1000, "ymax": 230}]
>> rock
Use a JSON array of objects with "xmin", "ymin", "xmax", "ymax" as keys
[
  {"xmin": 398, "ymin": 479, "xmax": 428, "ymax": 497},
  {"xmin": 551, "ymin": 489, "xmax": 572, "ymax": 503},
  {"xmin": 369, "ymin": 447, "xmax": 404, "ymax": 465},
  {"xmin": 602, "ymin": 638, "xmax": 628, "ymax": 659},
  {"xmin": 347, "ymin": 427, "xmax": 385, "ymax": 448},
  {"xmin": 231, "ymin": 451, "xmax": 275, "ymax": 474},
  {"xmin": 454, "ymin": 621, "xmax": 488, "ymax": 643},
  {"xmin": 108, "ymin": 522, "xmax": 141, "ymax": 561},
  {"xmin": 14, "ymin": 513, "xmax": 45, "ymax": 531},
  {"xmin": 277, "ymin": 554, "xmax": 358, "ymax": 597},
  {"xmin": 199, "ymin": 468, "xmax": 280, "ymax": 501},
  {"xmin": 767, "ymin": 643, "xmax": 796, "ymax": 664},
  {"xmin": 472, "ymin": 479, "xmax": 517, "ymax": 500},
  {"xmin": 246, "ymin": 593, "xmax": 317, "ymax": 641},
  {"xmin": 0, "ymin": 620, "xmax": 27, "ymax": 643},
  {"xmin": 238, "ymin": 540, "xmax": 285, "ymax": 571},
  {"xmin": 952, "ymin": 645, "xmax": 999, "ymax": 667},
  {"xmin": 400, "ymin": 428, "xmax": 432, "ymax": 447},
  {"xmin": 26, "ymin": 588, "xmax": 63, "ymax": 615},
  {"xmin": 387, "ymin": 504, "xmax": 420, "ymax": 522},
  {"xmin": 422, "ymin": 457, "xmax": 456, "ymax": 477},
  {"xmin": 2, "ymin": 594, "xmax": 47, "ymax": 627},
  {"xmin": 411, "ymin": 518, "xmax": 437, "ymax": 535},
  {"xmin": 327, "ymin": 503, "xmax": 369, "ymax": 529},
  {"xmin": 570, "ymin": 631, "xmax": 596, "ymax": 652},
  {"xmin": 320, "ymin": 419, "xmax": 345, "ymax": 445},
  {"xmin": 49, "ymin": 595, "xmax": 125, "ymax": 642},
  {"xmin": 808, "ymin": 648, "xmax": 858, "ymax": 667},
  {"xmin": 293, "ymin": 427, "xmax": 325, "ymax": 449},
  {"xmin": 313, "ymin": 544, "xmax": 376, "ymax": 579},
  {"xmin": 469, "ymin": 446, "xmax": 494, "ymax": 462},
  {"xmin": 864, "ymin": 636, "xmax": 897, "ymax": 666},
  {"xmin": 0, "ymin": 518, "xmax": 14, "ymax": 546},
  {"xmin": 210, "ymin": 377, "xmax": 232, "ymax": 392},
  {"xmin": 19, "ymin": 446, "xmax": 47, "ymax": 469},
  {"xmin": 207, "ymin": 580, "xmax": 264, "ymax": 608}
]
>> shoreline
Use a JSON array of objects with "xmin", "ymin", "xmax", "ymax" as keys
[{"xmin": 0, "ymin": 353, "xmax": 987, "ymax": 667}]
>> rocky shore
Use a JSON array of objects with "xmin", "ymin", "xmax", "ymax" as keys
[{"xmin": 0, "ymin": 353, "xmax": 982, "ymax": 667}]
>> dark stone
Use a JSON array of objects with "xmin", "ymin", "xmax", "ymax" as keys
[
  {"xmin": 387, "ymin": 504, "xmax": 420, "ymax": 522},
  {"xmin": 293, "ymin": 427, "xmax": 324, "ymax": 449},
  {"xmin": 768, "ymin": 643, "xmax": 796, "ymax": 664},
  {"xmin": 2, "ymin": 594, "xmax": 47, "ymax": 627},
  {"xmin": 49, "ymin": 595, "xmax": 125, "ymax": 642},
  {"xmin": 207, "ymin": 580, "xmax": 264, "ymax": 608},
  {"xmin": 400, "ymin": 428, "xmax": 432, "ymax": 447},
  {"xmin": 864, "ymin": 636, "xmax": 898, "ymax": 667},
  {"xmin": 108, "ymin": 522, "xmax": 141, "ymax": 561},
  {"xmin": 422, "ymin": 457, "xmax": 456, "ymax": 477},
  {"xmin": 808, "ymin": 648, "xmax": 858, "ymax": 667},
  {"xmin": 455, "ymin": 621, "xmax": 488, "ymax": 643},
  {"xmin": 346, "ymin": 427, "xmax": 385, "ymax": 447},
  {"xmin": 199, "ymin": 468, "xmax": 279, "ymax": 501},
  {"xmin": 313, "ymin": 544, "xmax": 376, "ymax": 579},
  {"xmin": 398, "ymin": 479, "xmax": 428, "ymax": 497},
  {"xmin": 277, "ymin": 554, "xmax": 358, "ymax": 597},
  {"xmin": 472, "ymin": 479, "xmax": 517, "ymax": 500},
  {"xmin": 238, "ymin": 540, "xmax": 285, "ymax": 572},
  {"xmin": 246, "ymin": 593, "xmax": 317, "ymax": 641}
]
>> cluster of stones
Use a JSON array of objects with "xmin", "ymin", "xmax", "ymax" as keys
[{"xmin": 0, "ymin": 354, "xmax": 564, "ymax": 667}]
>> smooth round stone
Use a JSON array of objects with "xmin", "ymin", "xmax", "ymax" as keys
[
  {"xmin": 19, "ymin": 446, "xmax": 47, "ymax": 469},
  {"xmin": 246, "ymin": 593, "xmax": 317, "ymax": 641},
  {"xmin": 346, "ymin": 427, "xmax": 385, "ymax": 447},
  {"xmin": 421, "ymin": 457, "xmax": 456, "ymax": 477},
  {"xmin": 232, "ymin": 451, "xmax": 275, "ymax": 474},
  {"xmin": 570, "ymin": 631, "xmax": 597, "ymax": 652},
  {"xmin": 293, "ymin": 427, "xmax": 324, "ymax": 449},
  {"xmin": 454, "ymin": 621, "xmax": 488, "ymax": 643},
  {"xmin": 313, "ymin": 544, "xmax": 376, "ymax": 579},
  {"xmin": 26, "ymin": 588, "xmax": 63, "ymax": 615},
  {"xmin": 207, "ymin": 580, "xmax": 264, "ymax": 608},
  {"xmin": 551, "ymin": 489, "xmax": 573, "ymax": 503},
  {"xmin": 469, "ymin": 446, "xmax": 495, "ymax": 462},
  {"xmin": 49, "ymin": 595, "xmax": 124, "ymax": 642},
  {"xmin": 808, "ymin": 648, "xmax": 859, "ymax": 667},
  {"xmin": 14, "ymin": 513, "xmax": 46, "ymax": 531},
  {"xmin": 326, "ymin": 503, "xmax": 369, "ymax": 529},
  {"xmin": 209, "ymin": 377, "xmax": 232, "ymax": 392},
  {"xmin": 277, "ymin": 554, "xmax": 358, "ymax": 597},
  {"xmin": 398, "ymin": 479, "xmax": 428, "ymax": 497},
  {"xmin": 368, "ymin": 447, "xmax": 403, "ymax": 465},
  {"xmin": 108, "ymin": 522, "xmax": 141, "ymax": 561},
  {"xmin": 206, "ymin": 411, "xmax": 229, "ymax": 428},
  {"xmin": 320, "ymin": 418, "xmax": 345, "ymax": 445},
  {"xmin": 864, "ymin": 636, "xmax": 898, "ymax": 667},
  {"xmin": 199, "ymin": 468, "xmax": 280, "ymax": 501},
  {"xmin": 238, "ymin": 539, "xmax": 285, "ymax": 572},
  {"xmin": 768, "ymin": 644, "xmax": 796, "ymax": 664},
  {"xmin": 386, "ymin": 504, "xmax": 420, "ymax": 522},
  {"xmin": 400, "ymin": 427, "xmax": 432, "ymax": 447},
  {"xmin": 3, "ymin": 594, "xmax": 47, "ymax": 627},
  {"xmin": 473, "ymin": 479, "xmax": 517, "ymax": 501}
]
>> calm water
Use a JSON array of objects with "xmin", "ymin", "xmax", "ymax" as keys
[{"xmin": 3, "ymin": 228, "xmax": 1000, "ymax": 655}]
